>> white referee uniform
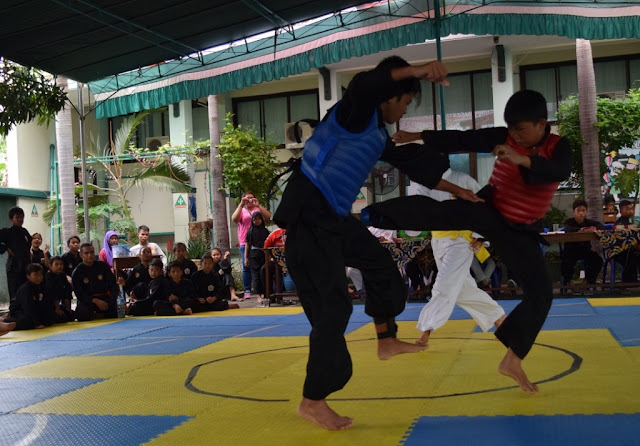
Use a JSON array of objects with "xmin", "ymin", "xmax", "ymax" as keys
[{"xmin": 415, "ymin": 169, "xmax": 505, "ymax": 333}]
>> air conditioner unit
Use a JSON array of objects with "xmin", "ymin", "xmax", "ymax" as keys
[
  {"xmin": 283, "ymin": 121, "xmax": 314, "ymax": 149},
  {"xmin": 145, "ymin": 136, "xmax": 170, "ymax": 151}
]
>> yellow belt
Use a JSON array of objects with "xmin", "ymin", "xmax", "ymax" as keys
[{"xmin": 432, "ymin": 230, "xmax": 490, "ymax": 263}]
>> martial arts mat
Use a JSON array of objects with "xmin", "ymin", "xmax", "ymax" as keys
[{"xmin": 1, "ymin": 297, "xmax": 639, "ymax": 445}]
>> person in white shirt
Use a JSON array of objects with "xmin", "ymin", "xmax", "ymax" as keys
[
  {"xmin": 414, "ymin": 169, "xmax": 506, "ymax": 346},
  {"xmin": 129, "ymin": 225, "xmax": 167, "ymax": 267}
]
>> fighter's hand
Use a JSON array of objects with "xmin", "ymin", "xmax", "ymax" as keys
[
  {"xmin": 493, "ymin": 144, "xmax": 526, "ymax": 165},
  {"xmin": 392, "ymin": 130, "xmax": 421, "ymax": 144},
  {"xmin": 224, "ymin": 251, "xmax": 230, "ymax": 259},
  {"xmin": 470, "ymin": 239, "xmax": 483, "ymax": 252},
  {"xmin": 455, "ymin": 188, "xmax": 484, "ymax": 203},
  {"xmin": 206, "ymin": 296, "xmax": 216, "ymax": 304},
  {"xmin": 415, "ymin": 61, "xmax": 450, "ymax": 87}
]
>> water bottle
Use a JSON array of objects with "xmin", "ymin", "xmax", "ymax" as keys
[{"xmin": 117, "ymin": 285, "xmax": 126, "ymax": 318}]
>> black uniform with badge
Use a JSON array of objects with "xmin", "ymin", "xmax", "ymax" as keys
[
  {"xmin": 0, "ymin": 225, "xmax": 32, "ymax": 303},
  {"xmin": 72, "ymin": 260, "xmax": 119, "ymax": 321},
  {"xmin": 61, "ymin": 251, "xmax": 82, "ymax": 277},
  {"xmin": 6, "ymin": 280, "xmax": 53, "ymax": 330},
  {"xmin": 44, "ymin": 270, "xmax": 74, "ymax": 322},
  {"xmin": 171, "ymin": 258, "xmax": 198, "ymax": 281},
  {"xmin": 153, "ymin": 278, "xmax": 196, "ymax": 316},
  {"xmin": 191, "ymin": 269, "xmax": 229, "ymax": 312},
  {"xmin": 125, "ymin": 262, "xmax": 151, "ymax": 300}
]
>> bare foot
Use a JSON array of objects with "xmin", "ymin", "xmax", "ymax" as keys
[
  {"xmin": 494, "ymin": 314, "xmax": 506, "ymax": 328},
  {"xmin": 0, "ymin": 321, "xmax": 16, "ymax": 336},
  {"xmin": 183, "ymin": 308, "xmax": 193, "ymax": 315},
  {"xmin": 378, "ymin": 337, "xmax": 428, "ymax": 360},
  {"xmin": 228, "ymin": 303, "xmax": 240, "ymax": 309},
  {"xmin": 297, "ymin": 398, "xmax": 353, "ymax": 430},
  {"xmin": 498, "ymin": 348, "xmax": 539, "ymax": 394},
  {"xmin": 415, "ymin": 330, "xmax": 431, "ymax": 346}
]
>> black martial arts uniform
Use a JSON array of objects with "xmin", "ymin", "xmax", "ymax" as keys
[
  {"xmin": 125, "ymin": 263, "xmax": 154, "ymax": 316},
  {"xmin": 153, "ymin": 278, "xmax": 196, "ymax": 316},
  {"xmin": 273, "ymin": 65, "xmax": 449, "ymax": 401},
  {"xmin": 561, "ymin": 217, "xmax": 605, "ymax": 284},
  {"xmin": 171, "ymin": 258, "xmax": 198, "ymax": 281},
  {"xmin": 61, "ymin": 251, "xmax": 82, "ymax": 278},
  {"xmin": 214, "ymin": 258, "xmax": 235, "ymax": 300},
  {"xmin": 44, "ymin": 270, "xmax": 74, "ymax": 322},
  {"xmin": 0, "ymin": 225, "xmax": 32, "ymax": 304},
  {"xmin": 72, "ymin": 261, "xmax": 119, "ymax": 321},
  {"xmin": 245, "ymin": 211, "xmax": 270, "ymax": 295},
  {"xmin": 6, "ymin": 280, "xmax": 53, "ymax": 330},
  {"xmin": 363, "ymin": 126, "xmax": 571, "ymax": 360},
  {"xmin": 191, "ymin": 269, "xmax": 229, "ymax": 312}
]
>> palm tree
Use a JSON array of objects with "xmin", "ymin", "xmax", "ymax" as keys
[
  {"xmin": 208, "ymin": 95, "xmax": 230, "ymax": 252},
  {"xmin": 54, "ymin": 76, "xmax": 76, "ymax": 250},
  {"xmin": 576, "ymin": 39, "xmax": 602, "ymax": 220}
]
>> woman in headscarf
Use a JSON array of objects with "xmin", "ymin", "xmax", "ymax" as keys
[{"xmin": 99, "ymin": 230, "xmax": 119, "ymax": 270}]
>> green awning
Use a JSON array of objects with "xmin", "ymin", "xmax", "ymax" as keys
[{"xmin": 91, "ymin": 0, "xmax": 640, "ymax": 119}]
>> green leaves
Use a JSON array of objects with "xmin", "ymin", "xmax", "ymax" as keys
[
  {"xmin": 557, "ymin": 88, "xmax": 640, "ymax": 190},
  {"xmin": 0, "ymin": 59, "xmax": 67, "ymax": 137},
  {"xmin": 217, "ymin": 114, "xmax": 282, "ymax": 206}
]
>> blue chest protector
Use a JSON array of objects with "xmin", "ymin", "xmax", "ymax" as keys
[{"xmin": 300, "ymin": 102, "xmax": 388, "ymax": 216}]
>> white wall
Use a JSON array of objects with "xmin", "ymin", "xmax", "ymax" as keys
[
  {"xmin": 7, "ymin": 120, "xmax": 51, "ymax": 191},
  {"xmin": 17, "ymin": 197, "xmax": 52, "ymax": 247}
]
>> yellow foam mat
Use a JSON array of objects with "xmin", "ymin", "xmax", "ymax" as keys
[
  {"xmin": 587, "ymin": 297, "xmax": 640, "ymax": 306},
  {"xmin": 16, "ymin": 319, "xmax": 640, "ymax": 445},
  {"xmin": 0, "ymin": 319, "xmax": 119, "ymax": 342}
]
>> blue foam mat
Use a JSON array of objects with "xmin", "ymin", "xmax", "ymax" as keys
[
  {"xmin": 0, "ymin": 414, "xmax": 191, "ymax": 446},
  {"xmin": 0, "ymin": 378, "xmax": 102, "ymax": 413},
  {"xmin": 403, "ymin": 414, "xmax": 640, "ymax": 446}
]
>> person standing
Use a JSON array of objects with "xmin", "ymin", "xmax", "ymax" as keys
[
  {"xmin": 364, "ymin": 90, "xmax": 572, "ymax": 395},
  {"xmin": 232, "ymin": 192, "xmax": 271, "ymax": 299},
  {"xmin": 0, "ymin": 207, "xmax": 32, "ymax": 304},
  {"xmin": 273, "ymin": 56, "xmax": 452, "ymax": 430}
]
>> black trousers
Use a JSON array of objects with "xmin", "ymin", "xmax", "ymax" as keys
[
  {"xmin": 611, "ymin": 249, "xmax": 638, "ymax": 283},
  {"xmin": 561, "ymin": 246, "xmax": 603, "ymax": 284},
  {"xmin": 284, "ymin": 207, "xmax": 407, "ymax": 400},
  {"xmin": 7, "ymin": 271, "xmax": 26, "ymax": 305},
  {"xmin": 152, "ymin": 299, "xmax": 195, "ymax": 316},
  {"xmin": 365, "ymin": 195, "xmax": 552, "ymax": 360},
  {"xmin": 75, "ymin": 297, "xmax": 117, "ymax": 321}
]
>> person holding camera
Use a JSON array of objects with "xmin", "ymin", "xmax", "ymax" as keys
[{"xmin": 232, "ymin": 191, "xmax": 271, "ymax": 298}]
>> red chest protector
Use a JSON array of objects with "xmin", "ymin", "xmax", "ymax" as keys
[{"xmin": 489, "ymin": 133, "xmax": 561, "ymax": 224}]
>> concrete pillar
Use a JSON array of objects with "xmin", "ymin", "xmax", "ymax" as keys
[
  {"xmin": 476, "ymin": 42, "xmax": 517, "ymax": 186},
  {"xmin": 172, "ymin": 192, "xmax": 190, "ymax": 244},
  {"xmin": 318, "ymin": 68, "xmax": 342, "ymax": 118},
  {"xmin": 169, "ymin": 100, "xmax": 195, "ymax": 243}
]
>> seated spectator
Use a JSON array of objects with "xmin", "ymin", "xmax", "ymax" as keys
[
  {"xmin": 211, "ymin": 248, "xmax": 241, "ymax": 301},
  {"xmin": 142, "ymin": 259, "xmax": 171, "ymax": 316},
  {"xmin": 61, "ymin": 235, "xmax": 82, "ymax": 279},
  {"xmin": 611, "ymin": 200, "xmax": 640, "ymax": 283},
  {"xmin": 191, "ymin": 254, "xmax": 240, "ymax": 312},
  {"xmin": 615, "ymin": 200, "xmax": 636, "ymax": 227},
  {"xmin": 72, "ymin": 243, "xmax": 119, "ymax": 321},
  {"xmin": 130, "ymin": 225, "xmax": 167, "ymax": 267},
  {"xmin": 603, "ymin": 194, "xmax": 618, "ymax": 223},
  {"xmin": 99, "ymin": 230, "xmax": 119, "ymax": 270},
  {"xmin": 153, "ymin": 261, "xmax": 195, "ymax": 316},
  {"xmin": 44, "ymin": 256, "xmax": 74, "ymax": 322},
  {"xmin": 561, "ymin": 199, "xmax": 605, "ymax": 287},
  {"xmin": 171, "ymin": 242, "xmax": 198, "ymax": 281},
  {"xmin": 4, "ymin": 263, "xmax": 53, "ymax": 330},
  {"xmin": 30, "ymin": 233, "xmax": 51, "ymax": 270},
  {"xmin": 124, "ymin": 247, "xmax": 153, "ymax": 315}
]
